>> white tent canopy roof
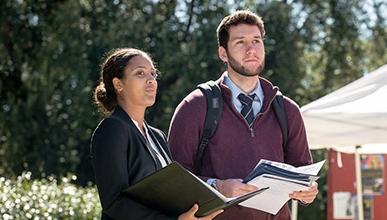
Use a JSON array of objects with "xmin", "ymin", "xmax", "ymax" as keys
[
  {"xmin": 332, "ymin": 144, "xmax": 387, "ymax": 154},
  {"xmin": 301, "ymin": 64, "xmax": 387, "ymax": 149}
]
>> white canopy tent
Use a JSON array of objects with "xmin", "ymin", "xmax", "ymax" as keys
[
  {"xmin": 299, "ymin": 64, "xmax": 387, "ymax": 220},
  {"xmin": 301, "ymin": 64, "xmax": 387, "ymax": 148}
]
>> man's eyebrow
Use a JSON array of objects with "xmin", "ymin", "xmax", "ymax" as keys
[
  {"xmin": 231, "ymin": 35, "xmax": 262, "ymax": 40},
  {"xmin": 231, "ymin": 36, "xmax": 245, "ymax": 40}
]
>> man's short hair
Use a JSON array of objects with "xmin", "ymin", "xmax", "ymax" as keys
[{"xmin": 216, "ymin": 10, "xmax": 265, "ymax": 49}]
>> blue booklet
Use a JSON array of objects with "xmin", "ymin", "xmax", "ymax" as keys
[{"xmin": 243, "ymin": 163, "xmax": 318, "ymax": 185}]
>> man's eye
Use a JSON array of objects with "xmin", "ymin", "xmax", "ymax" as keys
[{"xmin": 253, "ymin": 39, "xmax": 261, "ymax": 44}]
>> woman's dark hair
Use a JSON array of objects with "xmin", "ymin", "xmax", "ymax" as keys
[
  {"xmin": 216, "ymin": 10, "xmax": 265, "ymax": 50},
  {"xmin": 93, "ymin": 48, "xmax": 153, "ymax": 115}
]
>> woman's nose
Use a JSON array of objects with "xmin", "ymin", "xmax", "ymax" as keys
[{"xmin": 146, "ymin": 77, "xmax": 156, "ymax": 84}]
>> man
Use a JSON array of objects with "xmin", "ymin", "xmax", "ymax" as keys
[{"xmin": 168, "ymin": 10, "xmax": 318, "ymax": 219}]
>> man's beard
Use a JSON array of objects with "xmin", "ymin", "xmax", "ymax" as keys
[{"xmin": 226, "ymin": 52, "xmax": 264, "ymax": 77}]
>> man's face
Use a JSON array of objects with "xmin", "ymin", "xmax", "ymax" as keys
[{"xmin": 219, "ymin": 24, "xmax": 265, "ymax": 77}]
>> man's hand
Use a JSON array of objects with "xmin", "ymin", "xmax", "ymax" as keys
[
  {"xmin": 289, "ymin": 181, "xmax": 319, "ymax": 204},
  {"xmin": 216, "ymin": 178, "xmax": 258, "ymax": 197}
]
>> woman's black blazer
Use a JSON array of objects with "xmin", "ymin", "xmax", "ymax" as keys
[{"xmin": 91, "ymin": 106, "xmax": 175, "ymax": 220}]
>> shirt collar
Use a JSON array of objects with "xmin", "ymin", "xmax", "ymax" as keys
[
  {"xmin": 223, "ymin": 72, "xmax": 264, "ymax": 104},
  {"xmin": 131, "ymin": 118, "xmax": 148, "ymax": 137}
]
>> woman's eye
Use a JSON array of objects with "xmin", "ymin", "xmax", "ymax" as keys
[
  {"xmin": 151, "ymin": 71, "xmax": 158, "ymax": 78},
  {"xmin": 137, "ymin": 71, "xmax": 145, "ymax": 77}
]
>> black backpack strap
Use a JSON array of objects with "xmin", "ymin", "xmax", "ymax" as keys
[
  {"xmin": 195, "ymin": 80, "xmax": 223, "ymax": 175},
  {"xmin": 272, "ymin": 91, "xmax": 288, "ymax": 153}
]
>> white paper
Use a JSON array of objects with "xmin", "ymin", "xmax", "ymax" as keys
[
  {"xmin": 333, "ymin": 192, "xmax": 353, "ymax": 219},
  {"xmin": 240, "ymin": 176, "xmax": 307, "ymax": 214},
  {"xmin": 239, "ymin": 159, "xmax": 325, "ymax": 214}
]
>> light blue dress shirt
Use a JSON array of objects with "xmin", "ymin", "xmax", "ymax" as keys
[{"xmin": 223, "ymin": 72, "xmax": 265, "ymax": 117}]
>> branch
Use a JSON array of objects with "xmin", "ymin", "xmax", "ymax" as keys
[{"xmin": 183, "ymin": 0, "xmax": 196, "ymax": 42}]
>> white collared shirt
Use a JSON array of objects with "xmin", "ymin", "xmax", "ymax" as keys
[{"xmin": 131, "ymin": 119, "xmax": 169, "ymax": 168}]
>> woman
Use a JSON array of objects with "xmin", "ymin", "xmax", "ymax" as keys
[{"xmin": 91, "ymin": 48, "xmax": 222, "ymax": 220}]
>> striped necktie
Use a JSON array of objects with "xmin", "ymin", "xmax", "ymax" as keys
[{"xmin": 238, "ymin": 93, "xmax": 256, "ymax": 127}]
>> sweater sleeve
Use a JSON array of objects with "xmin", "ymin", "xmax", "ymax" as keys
[
  {"xmin": 282, "ymin": 97, "xmax": 313, "ymax": 166},
  {"xmin": 91, "ymin": 118, "xmax": 176, "ymax": 220}
]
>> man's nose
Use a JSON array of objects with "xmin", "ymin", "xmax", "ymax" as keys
[{"xmin": 246, "ymin": 43, "xmax": 256, "ymax": 55}]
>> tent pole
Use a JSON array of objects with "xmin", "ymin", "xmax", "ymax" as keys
[
  {"xmin": 355, "ymin": 145, "xmax": 364, "ymax": 220},
  {"xmin": 291, "ymin": 199, "xmax": 298, "ymax": 220}
]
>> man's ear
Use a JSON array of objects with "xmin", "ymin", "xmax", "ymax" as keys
[
  {"xmin": 112, "ymin": 77, "xmax": 123, "ymax": 93},
  {"xmin": 218, "ymin": 47, "xmax": 228, "ymax": 63}
]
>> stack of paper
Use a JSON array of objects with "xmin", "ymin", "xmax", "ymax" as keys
[{"xmin": 240, "ymin": 159, "xmax": 325, "ymax": 215}]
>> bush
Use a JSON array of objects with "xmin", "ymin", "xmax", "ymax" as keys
[{"xmin": 0, "ymin": 172, "xmax": 101, "ymax": 219}]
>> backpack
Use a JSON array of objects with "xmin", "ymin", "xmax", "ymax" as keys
[{"xmin": 194, "ymin": 80, "xmax": 288, "ymax": 175}]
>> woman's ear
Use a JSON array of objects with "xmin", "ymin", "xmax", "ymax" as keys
[
  {"xmin": 218, "ymin": 47, "xmax": 228, "ymax": 63},
  {"xmin": 112, "ymin": 77, "xmax": 123, "ymax": 93}
]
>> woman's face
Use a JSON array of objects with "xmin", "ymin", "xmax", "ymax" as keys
[{"xmin": 118, "ymin": 55, "xmax": 158, "ymax": 108}]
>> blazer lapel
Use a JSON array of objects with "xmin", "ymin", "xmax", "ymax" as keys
[
  {"xmin": 146, "ymin": 123, "xmax": 172, "ymax": 164},
  {"xmin": 112, "ymin": 106, "xmax": 161, "ymax": 169}
]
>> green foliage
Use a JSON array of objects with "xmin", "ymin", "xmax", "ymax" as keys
[
  {"xmin": 292, "ymin": 0, "xmax": 387, "ymax": 103},
  {"xmin": 256, "ymin": 2, "xmax": 308, "ymax": 101},
  {"xmin": 0, "ymin": 173, "xmax": 101, "ymax": 219},
  {"xmin": 0, "ymin": 0, "xmax": 98, "ymax": 184}
]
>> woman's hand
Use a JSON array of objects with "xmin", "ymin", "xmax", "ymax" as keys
[{"xmin": 178, "ymin": 204, "xmax": 223, "ymax": 220}]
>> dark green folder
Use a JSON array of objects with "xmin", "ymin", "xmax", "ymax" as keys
[{"xmin": 125, "ymin": 162, "xmax": 269, "ymax": 217}]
